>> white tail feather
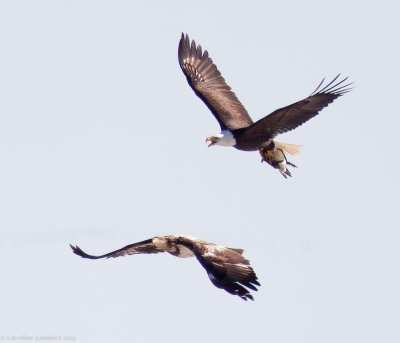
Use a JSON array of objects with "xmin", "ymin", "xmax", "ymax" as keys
[{"xmin": 274, "ymin": 141, "xmax": 303, "ymax": 155}]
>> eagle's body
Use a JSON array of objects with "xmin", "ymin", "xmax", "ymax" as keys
[
  {"xmin": 178, "ymin": 33, "xmax": 352, "ymax": 177},
  {"xmin": 70, "ymin": 235, "xmax": 259, "ymax": 301}
]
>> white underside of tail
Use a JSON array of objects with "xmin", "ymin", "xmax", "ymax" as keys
[{"xmin": 274, "ymin": 141, "xmax": 303, "ymax": 155}]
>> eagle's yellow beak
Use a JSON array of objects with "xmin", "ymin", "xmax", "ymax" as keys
[{"xmin": 206, "ymin": 136, "xmax": 216, "ymax": 147}]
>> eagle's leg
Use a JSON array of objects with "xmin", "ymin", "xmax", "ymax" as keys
[{"xmin": 260, "ymin": 148, "xmax": 295, "ymax": 178}]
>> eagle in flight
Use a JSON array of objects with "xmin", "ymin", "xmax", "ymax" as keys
[
  {"xmin": 178, "ymin": 33, "xmax": 352, "ymax": 177},
  {"xmin": 70, "ymin": 235, "xmax": 260, "ymax": 301}
]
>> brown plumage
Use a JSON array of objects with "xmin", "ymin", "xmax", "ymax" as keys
[
  {"xmin": 178, "ymin": 33, "xmax": 352, "ymax": 177},
  {"xmin": 70, "ymin": 235, "xmax": 260, "ymax": 301}
]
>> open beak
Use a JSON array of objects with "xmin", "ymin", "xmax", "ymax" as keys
[{"xmin": 206, "ymin": 136, "xmax": 216, "ymax": 147}]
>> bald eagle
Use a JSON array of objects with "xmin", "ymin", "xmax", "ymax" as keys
[
  {"xmin": 70, "ymin": 235, "xmax": 260, "ymax": 301},
  {"xmin": 178, "ymin": 33, "xmax": 352, "ymax": 177}
]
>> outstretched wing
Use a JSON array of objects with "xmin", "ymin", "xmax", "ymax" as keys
[
  {"xmin": 194, "ymin": 245, "xmax": 260, "ymax": 301},
  {"xmin": 70, "ymin": 238, "xmax": 163, "ymax": 260},
  {"xmin": 178, "ymin": 33, "xmax": 253, "ymax": 131},
  {"xmin": 248, "ymin": 74, "xmax": 352, "ymax": 140}
]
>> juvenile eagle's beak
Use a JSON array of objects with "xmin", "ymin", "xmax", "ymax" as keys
[{"xmin": 206, "ymin": 136, "xmax": 217, "ymax": 147}]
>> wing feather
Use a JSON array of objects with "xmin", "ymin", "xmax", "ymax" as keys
[
  {"xmin": 247, "ymin": 74, "xmax": 352, "ymax": 139},
  {"xmin": 69, "ymin": 238, "xmax": 163, "ymax": 260},
  {"xmin": 178, "ymin": 33, "xmax": 253, "ymax": 130}
]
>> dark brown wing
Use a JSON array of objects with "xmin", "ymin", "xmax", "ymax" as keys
[
  {"xmin": 70, "ymin": 238, "xmax": 163, "ymax": 260},
  {"xmin": 246, "ymin": 74, "xmax": 352, "ymax": 140},
  {"xmin": 178, "ymin": 33, "xmax": 253, "ymax": 131},
  {"xmin": 193, "ymin": 245, "xmax": 260, "ymax": 301}
]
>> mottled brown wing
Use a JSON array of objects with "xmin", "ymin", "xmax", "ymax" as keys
[
  {"xmin": 178, "ymin": 33, "xmax": 254, "ymax": 131},
  {"xmin": 70, "ymin": 238, "xmax": 163, "ymax": 260},
  {"xmin": 247, "ymin": 75, "xmax": 352, "ymax": 139},
  {"xmin": 193, "ymin": 245, "xmax": 260, "ymax": 301}
]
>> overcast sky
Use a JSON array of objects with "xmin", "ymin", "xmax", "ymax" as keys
[{"xmin": 1, "ymin": 1, "xmax": 399, "ymax": 342}]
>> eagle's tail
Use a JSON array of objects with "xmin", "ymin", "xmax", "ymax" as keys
[{"xmin": 273, "ymin": 141, "xmax": 302, "ymax": 155}]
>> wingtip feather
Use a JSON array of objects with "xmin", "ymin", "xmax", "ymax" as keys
[{"xmin": 310, "ymin": 74, "xmax": 352, "ymax": 96}]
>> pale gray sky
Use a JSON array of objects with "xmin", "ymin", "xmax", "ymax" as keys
[{"xmin": 1, "ymin": 0, "xmax": 399, "ymax": 342}]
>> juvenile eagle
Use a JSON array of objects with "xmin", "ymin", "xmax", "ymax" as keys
[
  {"xmin": 70, "ymin": 235, "xmax": 260, "ymax": 301},
  {"xmin": 178, "ymin": 33, "xmax": 352, "ymax": 177}
]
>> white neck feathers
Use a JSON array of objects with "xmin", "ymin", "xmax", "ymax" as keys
[{"xmin": 215, "ymin": 130, "xmax": 236, "ymax": 147}]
